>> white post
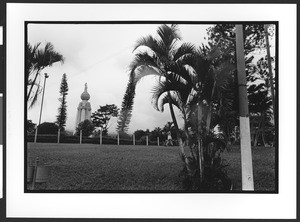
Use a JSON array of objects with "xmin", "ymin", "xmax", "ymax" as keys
[
  {"xmin": 57, "ymin": 128, "xmax": 60, "ymax": 143},
  {"xmin": 80, "ymin": 130, "xmax": 82, "ymax": 144},
  {"xmin": 133, "ymin": 134, "xmax": 135, "ymax": 145},
  {"xmin": 235, "ymin": 24, "xmax": 254, "ymax": 190},
  {"xmin": 117, "ymin": 132, "xmax": 119, "ymax": 145},
  {"xmin": 146, "ymin": 135, "xmax": 148, "ymax": 146},
  {"xmin": 100, "ymin": 129, "xmax": 102, "ymax": 145},
  {"xmin": 34, "ymin": 127, "xmax": 38, "ymax": 143},
  {"xmin": 31, "ymin": 157, "xmax": 39, "ymax": 190},
  {"xmin": 157, "ymin": 137, "xmax": 159, "ymax": 146}
]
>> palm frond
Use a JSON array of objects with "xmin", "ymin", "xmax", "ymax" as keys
[
  {"xmin": 133, "ymin": 35, "xmax": 166, "ymax": 58},
  {"xmin": 173, "ymin": 42, "xmax": 195, "ymax": 62},
  {"xmin": 156, "ymin": 24, "xmax": 181, "ymax": 51}
]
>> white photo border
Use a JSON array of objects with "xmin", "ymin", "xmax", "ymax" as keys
[{"xmin": 6, "ymin": 3, "xmax": 296, "ymax": 219}]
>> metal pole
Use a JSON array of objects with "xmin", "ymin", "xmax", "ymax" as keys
[
  {"xmin": 133, "ymin": 134, "xmax": 135, "ymax": 145},
  {"xmin": 80, "ymin": 130, "xmax": 82, "ymax": 144},
  {"xmin": 235, "ymin": 24, "xmax": 254, "ymax": 190},
  {"xmin": 34, "ymin": 73, "xmax": 49, "ymax": 143},
  {"xmin": 31, "ymin": 157, "xmax": 39, "ymax": 190},
  {"xmin": 100, "ymin": 129, "xmax": 102, "ymax": 145},
  {"xmin": 117, "ymin": 132, "xmax": 119, "ymax": 145},
  {"xmin": 34, "ymin": 127, "xmax": 38, "ymax": 143},
  {"xmin": 57, "ymin": 128, "xmax": 60, "ymax": 143},
  {"xmin": 264, "ymin": 24, "xmax": 276, "ymax": 113}
]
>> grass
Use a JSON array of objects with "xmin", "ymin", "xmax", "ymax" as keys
[
  {"xmin": 223, "ymin": 145, "xmax": 276, "ymax": 191},
  {"xmin": 27, "ymin": 143, "xmax": 276, "ymax": 192}
]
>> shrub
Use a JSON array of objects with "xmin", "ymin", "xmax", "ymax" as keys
[
  {"xmin": 181, "ymin": 134, "xmax": 232, "ymax": 192},
  {"xmin": 37, "ymin": 122, "xmax": 59, "ymax": 135},
  {"xmin": 75, "ymin": 120, "xmax": 95, "ymax": 137}
]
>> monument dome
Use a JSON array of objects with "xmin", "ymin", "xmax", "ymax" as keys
[
  {"xmin": 74, "ymin": 83, "xmax": 92, "ymax": 134},
  {"xmin": 81, "ymin": 83, "xmax": 90, "ymax": 100}
]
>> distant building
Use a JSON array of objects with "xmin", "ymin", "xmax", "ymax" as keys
[{"xmin": 74, "ymin": 83, "xmax": 91, "ymax": 134}]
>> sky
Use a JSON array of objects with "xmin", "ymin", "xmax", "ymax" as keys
[{"xmin": 27, "ymin": 24, "xmax": 212, "ymax": 134}]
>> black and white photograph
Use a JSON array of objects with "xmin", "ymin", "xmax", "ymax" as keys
[
  {"xmin": 25, "ymin": 22, "xmax": 277, "ymax": 192},
  {"xmin": 4, "ymin": 2, "xmax": 297, "ymax": 220}
]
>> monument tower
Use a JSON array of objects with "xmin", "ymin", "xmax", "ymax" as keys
[{"xmin": 74, "ymin": 83, "xmax": 91, "ymax": 133}]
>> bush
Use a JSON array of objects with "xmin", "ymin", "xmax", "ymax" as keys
[
  {"xmin": 37, "ymin": 122, "xmax": 58, "ymax": 135},
  {"xmin": 75, "ymin": 120, "xmax": 95, "ymax": 137},
  {"xmin": 181, "ymin": 134, "xmax": 232, "ymax": 192}
]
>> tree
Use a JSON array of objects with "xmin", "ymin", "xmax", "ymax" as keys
[
  {"xmin": 91, "ymin": 104, "xmax": 119, "ymax": 136},
  {"xmin": 206, "ymin": 23, "xmax": 276, "ymax": 146},
  {"xmin": 26, "ymin": 42, "xmax": 64, "ymax": 108},
  {"xmin": 149, "ymin": 127, "xmax": 164, "ymax": 142},
  {"xmin": 151, "ymin": 44, "xmax": 235, "ymax": 185},
  {"xmin": 133, "ymin": 129, "xmax": 146, "ymax": 140},
  {"xmin": 37, "ymin": 122, "xmax": 59, "ymax": 135},
  {"xmin": 56, "ymin": 73, "xmax": 69, "ymax": 131},
  {"xmin": 117, "ymin": 24, "xmax": 194, "ymax": 159},
  {"xmin": 75, "ymin": 120, "xmax": 95, "ymax": 137},
  {"xmin": 26, "ymin": 120, "xmax": 36, "ymax": 134}
]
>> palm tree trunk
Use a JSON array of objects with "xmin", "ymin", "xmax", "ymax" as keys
[
  {"xmin": 261, "ymin": 112, "xmax": 266, "ymax": 147},
  {"xmin": 197, "ymin": 102, "xmax": 204, "ymax": 184},
  {"xmin": 167, "ymin": 91, "xmax": 179, "ymax": 131},
  {"xmin": 182, "ymin": 108, "xmax": 195, "ymax": 159},
  {"xmin": 167, "ymin": 92, "xmax": 188, "ymax": 163},
  {"xmin": 27, "ymin": 69, "xmax": 40, "ymax": 101},
  {"xmin": 206, "ymin": 81, "xmax": 216, "ymax": 135}
]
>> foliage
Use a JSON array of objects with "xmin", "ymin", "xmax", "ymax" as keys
[
  {"xmin": 56, "ymin": 73, "xmax": 69, "ymax": 131},
  {"xmin": 116, "ymin": 70, "xmax": 136, "ymax": 133},
  {"xmin": 206, "ymin": 23, "xmax": 276, "ymax": 146},
  {"xmin": 149, "ymin": 127, "xmax": 165, "ymax": 142},
  {"xmin": 75, "ymin": 120, "xmax": 95, "ymax": 137},
  {"xmin": 37, "ymin": 122, "xmax": 59, "ymax": 135},
  {"xmin": 181, "ymin": 133, "xmax": 231, "ymax": 191},
  {"xmin": 134, "ymin": 129, "xmax": 147, "ymax": 141},
  {"xmin": 27, "ymin": 120, "xmax": 36, "ymax": 133},
  {"xmin": 117, "ymin": 24, "xmax": 194, "ymax": 138},
  {"xmin": 91, "ymin": 104, "xmax": 119, "ymax": 136},
  {"xmin": 118, "ymin": 131, "xmax": 132, "ymax": 140},
  {"xmin": 26, "ymin": 42, "xmax": 64, "ymax": 108}
]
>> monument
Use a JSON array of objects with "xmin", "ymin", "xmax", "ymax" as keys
[{"xmin": 74, "ymin": 83, "xmax": 91, "ymax": 134}]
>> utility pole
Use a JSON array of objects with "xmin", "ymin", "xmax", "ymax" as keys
[
  {"xmin": 34, "ymin": 73, "xmax": 49, "ymax": 143},
  {"xmin": 264, "ymin": 24, "xmax": 276, "ymax": 112},
  {"xmin": 235, "ymin": 24, "xmax": 254, "ymax": 190}
]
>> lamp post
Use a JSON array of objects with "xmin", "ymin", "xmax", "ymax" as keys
[{"xmin": 34, "ymin": 73, "xmax": 49, "ymax": 143}]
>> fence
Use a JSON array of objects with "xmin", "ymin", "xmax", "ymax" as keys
[{"xmin": 27, "ymin": 131, "xmax": 170, "ymax": 146}]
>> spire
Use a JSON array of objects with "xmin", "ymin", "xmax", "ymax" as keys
[{"xmin": 81, "ymin": 83, "xmax": 90, "ymax": 101}]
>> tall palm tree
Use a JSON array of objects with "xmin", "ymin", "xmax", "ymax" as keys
[
  {"xmin": 117, "ymin": 24, "xmax": 194, "ymax": 158},
  {"xmin": 26, "ymin": 42, "xmax": 64, "ymax": 108}
]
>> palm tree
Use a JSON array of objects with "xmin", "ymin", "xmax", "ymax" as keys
[
  {"xmin": 26, "ymin": 42, "xmax": 64, "ymax": 108},
  {"xmin": 117, "ymin": 24, "xmax": 194, "ymax": 158},
  {"xmin": 151, "ymin": 45, "xmax": 235, "ymax": 184}
]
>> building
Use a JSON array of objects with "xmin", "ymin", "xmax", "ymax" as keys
[{"xmin": 74, "ymin": 83, "xmax": 91, "ymax": 134}]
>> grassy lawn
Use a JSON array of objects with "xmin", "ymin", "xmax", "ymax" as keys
[
  {"xmin": 223, "ymin": 145, "xmax": 276, "ymax": 191},
  {"xmin": 27, "ymin": 143, "xmax": 276, "ymax": 192}
]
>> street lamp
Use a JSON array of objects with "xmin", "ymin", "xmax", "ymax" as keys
[{"xmin": 34, "ymin": 73, "xmax": 49, "ymax": 143}]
